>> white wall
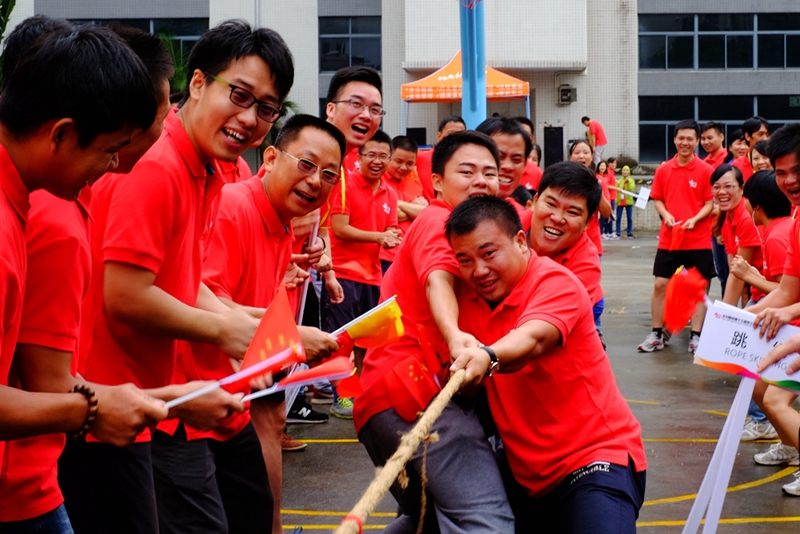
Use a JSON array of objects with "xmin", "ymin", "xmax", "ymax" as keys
[{"xmin": 5, "ymin": 0, "xmax": 35, "ymax": 48}]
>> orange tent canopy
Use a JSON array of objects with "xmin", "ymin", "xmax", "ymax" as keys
[{"xmin": 401, "ymin": 50, "xmax": 530, "ymax": 103}]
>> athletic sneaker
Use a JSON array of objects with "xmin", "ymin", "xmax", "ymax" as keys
[
  {"xmin": 287, "ymin": 398, "xmax": 329, "ymax": 424},
  {"xmin": 740, "ymin": 418, "xmax": 779, "ymax": 441},
  {"xmin": 310, "ymin": 383, "xmax": 334, "ymax": 404},
  {"xmin": 282, "ymin": 433, "xmax": 308, "ymax": 452},
  {"xmin": 662, "ymin": 329, "xmax": 671, "ymax": 345},
  {"xmin": 688, "ymin": 333, "xmax": 701, "ymax": 354},
  {"xmin": 754, "ymin": 443, "xmax": 800, "ymax": 466},
  {"xmin": 330, "ymin": 397, "xmax": 354, "ymax": 419},
  {"xmin": 638, "ymin": 332, "xmax": 664, "ymax": 352},
  {"xmin": 782, "ymin": 472, "xmax": 800, "ymax": 496},
  {"xmin": 627, "ymin": 234, "xmax": 636, "ymax": 239},
  {"xmin": 609, "ymin": 234, "xmax": 620, "ymax": 240}
]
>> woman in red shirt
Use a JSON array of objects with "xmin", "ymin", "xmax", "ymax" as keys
[{"xmin": 569, "ymin": 141, "xmax": 612, "ymax": 252}]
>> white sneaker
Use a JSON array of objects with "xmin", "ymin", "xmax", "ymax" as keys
[
  {"xmin": 782, "ymin": 472, "xmax": 800, "ymax": 496},
  {"xmin": 638, "ymin": 332, "xmax": 664, "ymax": 352},
  {"xmin": 754, "ymin": 443, "xmax": 800, "ymax": 466},
  {"xmin": 741, "ymin": 418, "xmax": 779, "ymax": 441},
  {"xmin": 688, "ymin": 333, "xmax": 701, "ymax": 354}
]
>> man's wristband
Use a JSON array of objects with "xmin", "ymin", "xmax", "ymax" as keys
[
  {"xmin": 481, "ymin": 346, "xmax": 500, "ymax": 377},
  {"xmin": 68, "ymin": 384, "xmax": 98, "ymax": 440}
]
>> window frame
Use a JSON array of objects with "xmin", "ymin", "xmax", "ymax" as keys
[{"xmin": 319, "ymin": 16, "xmax": 382, "ymax": 73}]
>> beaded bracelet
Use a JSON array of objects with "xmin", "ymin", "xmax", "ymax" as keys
[{"xmin": 68, "ymin": 384, "xmax": 98, "ymax": 440}]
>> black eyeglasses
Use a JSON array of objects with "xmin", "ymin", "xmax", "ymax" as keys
[
  {"xmin": 279, "ymin": 150, "xmax": 340, "ymax": 185},
  {"xmin": 331, "ymin": 99, "xmax": 386, "ymax": 117},
  {"xmin": 206, "ymin": 73, "xmax": 282, "ymax": 122}
]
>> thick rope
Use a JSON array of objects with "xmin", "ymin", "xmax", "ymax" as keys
[{"xmin": 335, "ymin": 369, "xmax": 466, "ymax": 534}]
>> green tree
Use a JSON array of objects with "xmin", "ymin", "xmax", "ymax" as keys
[{"xmin": 157, "ymin": 31, "xmax": 188, "ymax": 95}]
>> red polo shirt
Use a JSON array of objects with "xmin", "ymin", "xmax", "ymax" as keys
[
  {"xmin": 381, "ymin": 171, "xmax": 425, "ymax": 263},
  {"xmin": 506, "ymin": 196, "xmax": 532, "ymax": 233},
  {"xmin": 589, "ymin": 120, "xmax": 607, "ymax": 147},
  {"xmin": 521, "ymin": 160, "xmax": 543, "ymax": 192},
  {"xmin": 604, "ymin": 171, "xmax": 617, "ymax": 201},
  {"xmin": 329, "ymin": 170, "xmax": 398, "ymax": 286},
  {"xmin": 731, "ymin": 154, "xmax": 754, "ymax": 182},
  {"xmin": 762, "ymin": 216, "xmax": 792, "ymax": 281},
  {"xmin": 549, "ymin": 232, "xmax": 603, "ymax": 305},
  {"xmin": 651, "ymin": 155, "xmax": 714, "ymax": 250},
  {"xmin": 414, "ymin": 148, "xmax": 435, "ymax": 201},
  {"xmin": 0, "ymin": 143, "xmax": 31, "ymax": 520},
  {"xmin": 80, "ymin": 111, "xmax": 224, "ymax": 439},
  {"xmin": 186, "ymin": 176, "xmax": 295, "ymax": 441},
  {"xmin": 457, "ymin": 253, "xmax": 646, "ymax": 497},
  {"xmin": 783, "ymin": 216, "xmax": 800, "ymax": 278},
  {"xmin": 0, "ymin": 189, "xmax": 91, "ymax": 522},
  {"xmin": 722, "ymin": 200, "xmax": 764, "ymax": 300},
  {"xmin": 704, "ymin": 149, "xmax": 727, "ymax": 170},
  {"xmin": 353, "ymin": 200, "xmax": 458, "ymax": 433}
]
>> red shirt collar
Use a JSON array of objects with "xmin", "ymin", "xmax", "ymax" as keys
[
  {"xmin": 351, "ymin": 169, "xmax": 387, "ymax": 194},
  {"xmin": 668, "ymin": 153, "xmax": 699, "ymax": 170},
  {"xmin": 0, "ymin": 143, "xmax": 30, "ymax": 225},
  {"xmin": 165, "ymin": 108, "xmax": 208, "ymax": 180}
]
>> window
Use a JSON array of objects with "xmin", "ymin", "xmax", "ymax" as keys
[
  {"xmin": 639, "ymin": 13, "xmax": 800, "ymax": 70},
  {"xmin": 70, "ymin": 18, "xmax": 207, "ymax": 57},
  {"xmin": 319, "ymin": 16, "xmax": 381, "ymax": 72}
]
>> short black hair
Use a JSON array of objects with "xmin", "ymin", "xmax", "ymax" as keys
[
  {"xmin": 476, "ymin": 117, "xmax": 533, "ymax": 159},
  {"xmin": 2, "ymin": 15, "xmax": 73, "ymax": 91},
  {"xmin": 751, "ymin": 139, "xmax": 770, "ymax": 159},
  {"xmin": 186, "ymin": 20, "xmax": 294, "ymax": 103},
  {"xmin": 744, "ymin": 170, "xmax": 792, "ymax": 219},
  {"xmin": 701, "ymin": 121, "xmax": 724, "ymax": 135},
  {"xmin": 743, "ymin": 116, "xmax": 770, "ymax": 138},
  {"xmin": 537, "ymin": 161, "xmax": 602, "ymax": 221},
  {"xmin": 112, "ymin": 25, "xmax": 174, "ymax": 89},
  {"xmin": 0, "ymin": 25, "xmax": 156, "ymax": 148},
  {"xmin": 606, "ymin": 156, "xmax": 616, "ymax": 164},
  {"xmin": 512, "ymin": 116, "xmax": 534, "ymax": 134},
  {"xmin": 710, "ymin": 163, "xmax": 743, "ymax": 187},
  {"xmin": 766, "ymin": 123, "xmax": 800, "ymax": 165},
  {"xmin": 581, "ymin": 116, "xmax": 590, "ymax": 123},
  {"xmin": 730, "ymin": 128, "xmax": 745, "ymax": 142},
  {"xmin": 445, "ymin": 195, "xmax": 523, "ymax": 242},
  {"xmin": 432, "ymin": 130, "xmax": 500, "ymax": 177},
  {"xmin": 326, "ymin": 65, "xmax": 382, "ymax": 103},
  {"xmin": 674, "ymin": 119, "xmax": 700, "ymax": 139},
  {"xmin": 359, "ymin": 130, "xmax": 392, "ymax": 153},
  {"xmin": 391, "ymin": 135, "xmax": 418, "ymax": 154},
  {"xmin": 274, "ymin": 113, "xmax": 346, "ymax": 164},
  {"xmin": 510, "ymin": 185, "xmax": 533, "ymax": 206},
  {"xmin": 438, "ymin": 115, "xmax": 465, "ymax": 132},
  {"xmin": 568, "ymin": 139, "xmax": 593, "ymax": 156}
]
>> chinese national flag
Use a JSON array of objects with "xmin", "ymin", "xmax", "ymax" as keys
[
  {"xmin": 663, "ymin": 266, "xmax": 708, "ymax": 334},
  {"xmin": 223, "ymin": 288, "xmax": 306, "ymax": 393},
  {"xmin": 384, "ymin": 356, "xmax": 441, "ymax": 422},
  {"xmin": 346, "ymin": 299, "xmax": 404, "ymax": 349}
]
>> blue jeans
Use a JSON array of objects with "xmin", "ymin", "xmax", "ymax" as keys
[
  {"xmin": 359, "ymin": 403, "xmax": 515, "ymax": 533},
  {"xmin": 593, "ymin": 297, "xmax": 604, "ymax": 335},
  {"xmin": 712, "ymin": 236, "xmax": 728, "ymax": 295},
  {"xmin": 616, "ymin": 204, "xmax": 633, "ymax": 236},
  {"xmin": 0, "ymin": 504, "xmax": 73, "ymax": 534}
]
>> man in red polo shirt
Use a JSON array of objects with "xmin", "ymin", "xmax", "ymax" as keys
[
  {"xmin": 75, "ymin": 21, "xmax": 294, "ymax": 533},
  {"xmin": 731, "ymin": 116, "xmax": 770, "ymax": 182},
  {"xmin": 416, "ymin": 115, "xmax": 467, "ymax": 201},
  {"xmin": 527, "ymin": 162, "xmax": 604, "ymax": 332},
  {"xmin": 0, "ymin": 24, "xmax": 169, "ymax": 532},
  {"xmin": 448, "ymin": 196, "xmax": 647, "ymax": 533},
  {"xmin": 328, "ymin": 130, "xmax": 400, "ymax": 418},
  {"xmin": 638, "ymin": 119, "xmax": 715, "ymax": 354},
  {"xmin": 194, "ymin": 115, "xmax": 343, "ymax": 534},
  {"xmin": 476, "ymin": 117, "xmax": 533, "ymax": 232},
  {"xmin": 582, "ymin": 116, "xmax": 608, "ymax": 168},
  {"xmin": 701, "ymin": 122, "xmax": 727, "ymax": 170},
  {"xmin": 356, "ymin": 131, "xmax": 515, "ymax": 533},
  {"xmin": 514, "ymin": 116, "xmax": 544, "ymax": 193},
  {"xmin": 380, "ymin": 135, "xmax": 427, "ymax": 273}
]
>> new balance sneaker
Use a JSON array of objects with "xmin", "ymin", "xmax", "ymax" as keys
[
  {"xmin": 688, "ymin": 333, "xmax": 701, "ymax": 354},
  {"xmin": 782, "ymin": 472, "xmax": 800, "ymax": 496},
  {"xmin": 330, "ymin": 397, "xmax": 354, "ymax": 420},
  {"xmin": 740, "ymin": 418, "xmax": 779, "ymax": 441},
  {"xmin": 287, "ymin": 398, "xmax": 329, "ymax": 424},
  {"xmin": 282, "ymin": 433, "xmax": 308, "ymax": 452},
  {"xmin": 638, "ymin": 332, "xmax": 664, "ymax": 352},
  {"xmin": 754, "ymin": 443, "xmax": 800, "ymax": 466}
]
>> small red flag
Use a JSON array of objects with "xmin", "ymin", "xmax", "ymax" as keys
[
  {"xmin": 669, "ymin": 225, "xmax": 686, "ymax": 251},
  {"xmin": 383, "ymin": 356, "xmax": 440, "ymax": 422},
  {"xmin": 663, "ymin": 266, "xmax": 708, "ymax": 334}
]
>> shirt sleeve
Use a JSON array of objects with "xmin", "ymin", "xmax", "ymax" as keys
[
  {"xmin": 734, "ymin": 209, "xmax": 763, "ymax": 250},
  {"xmin": 765, "ymin": 222, "xmax": 792, "ymax": 279},
  {"xmin": 517, "ymin": 263, "xmax": 587, "ymax": 343},
  {"xmin": 414, "ymin": 212, "xmax": 460, "ymax": 286},
  {"xmin": 101, "ymin": 160, "xmax": 182, "ymax": 274}
]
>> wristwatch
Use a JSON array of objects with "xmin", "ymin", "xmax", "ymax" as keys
[{"xmin": 481, "ymin": 346, "xmax": 500, "ymax": 377}]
